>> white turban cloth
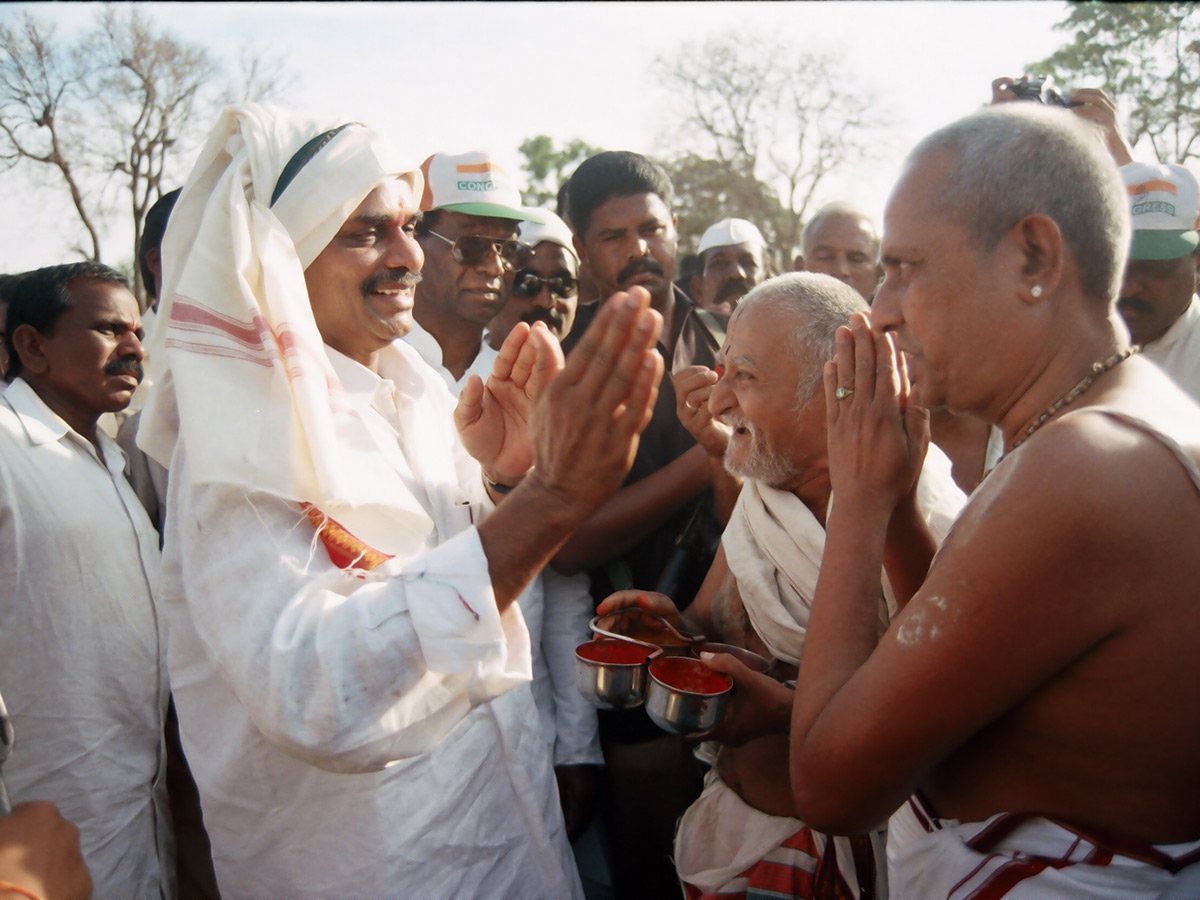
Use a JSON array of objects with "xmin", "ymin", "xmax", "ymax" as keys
[
  {"xmin": 724, "ymin": 444, "xmax": 966, "ymax": 666},
  {"xmin": 139, "ymin": 103, "xmax": 433, "ymax": 540}
]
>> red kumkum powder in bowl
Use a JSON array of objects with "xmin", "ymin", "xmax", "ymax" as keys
[
  {"xmin": 650, "ymin": 656, "xmax": 732, "ymax": 695},
  {"xmin": 578, "ymin": 638, "xmax": 656, "ymax": 665}
]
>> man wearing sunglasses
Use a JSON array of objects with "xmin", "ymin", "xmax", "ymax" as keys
[
  {"xmin": 488, "ymin": 212, "xmax": 581, "ymax": 348},
  {"xmin": 407, "ymin": 151, "xmax": 541, "ymax": 391}
]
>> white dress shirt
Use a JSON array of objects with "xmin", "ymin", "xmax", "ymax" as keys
[
  {"xmin": 405, "ymin": 316, "xmax": 499, "ymax": 393},
  {"xmin": 1143, "ymin": 295, "xmax": 1200, "ymax": 404},
  {"xmin": 160, "ymin": 340, "xmax": 582, "ymax": 898},
  {"xmin": 406, "ymin": 324, "xmax": 602, "ymax": 766},
  {"xmin": 0, "ymin": 378, "xmax": 171, "ymax": 898}
]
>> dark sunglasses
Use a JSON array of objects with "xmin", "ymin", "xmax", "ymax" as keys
[
  {"xmin": 423, "ymin": 228, "xmax": 530, "ymax": 271},
  {"xmin": 512, "ymin": 270, "xmax": 578, "ymax": 300}
]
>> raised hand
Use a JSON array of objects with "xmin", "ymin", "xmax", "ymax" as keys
[
  {"xmin": 990, "ymin": 75, "xmax": 1024, "ymax": 104},
  {"xmin": 455, "ymin": 321, "xmax": 564, "ymax": 485},
  {"xmin": 673, "ymin": 365, "xmax": 729, "ymax": 458},
  {"xmin": 1067, "ymin": 87, "xmax": 1135, "ymax": 165},
  {"xmin": 524, "ymin": 287, "xmax": 664, "ymax": 517},
  {"xmin": 825, "ymin": 312, "xmax": 929, "ymax": 514}
]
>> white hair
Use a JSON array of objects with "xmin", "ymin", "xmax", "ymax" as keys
[
  {"xmin": 904, "ymin": 104, "xmax": 1129, "ymax": 303},
  {"xmin": 736, "ymin": 272, "xmax": 869, "ymax": 403}
]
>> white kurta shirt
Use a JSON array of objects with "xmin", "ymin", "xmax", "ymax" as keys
[
  {"xmin": 406, "ymin": 324, "xmax": 602, "ymax": 767},
  {"xmin": 1143, "ymin": 295, "xmax": 1200, "ymax": 404},
  {"xmin": 160, "ymin": 340, "xmax": 582, "ymax": 899},
  {"xmin": 405, "ymin": 316, "xmax": 499, "ymax": 393},
  {"xmin": 0, "ymin": 378, "xmax": 171, "ymax": 898}
]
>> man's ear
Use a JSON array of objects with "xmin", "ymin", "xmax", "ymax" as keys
[
  {"xmin": 11, "ymin": 323, "xmax": 50, "ymax": 376},
  {"xmin": 572, "ymin": 234, "xmax": 588, "ymax": 268},
  {"xmin": 689, "ymin": 275, "xmax": 703, "ymax": 304},
  {"xmin": 1010, "ymin": 213, "xmax": 1064, "ymax": 303},
  {"xmin": 793, "ymin": 254, "xmax": 806, "ymax": 272}
]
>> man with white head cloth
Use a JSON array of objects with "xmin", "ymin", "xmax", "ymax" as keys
[{"xmin": 138, "ymin": 105, "xmax": 663, "ymax": 899}]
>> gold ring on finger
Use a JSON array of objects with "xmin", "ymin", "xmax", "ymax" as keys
[{"xmin": 835, "ymin": 386, "xmax": 855, "ymax": 400}]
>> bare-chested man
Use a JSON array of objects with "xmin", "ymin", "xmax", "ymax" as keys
[
  {"xmin": 790, "ymin": 103, "xmax": 1200, "ymax": 898},
  {"xmin": 598, "ymin": 273, "xmax": 963, "ymax": 899}
]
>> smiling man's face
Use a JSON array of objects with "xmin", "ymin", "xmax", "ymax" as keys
[{"xmin": 304, "ymin": 177, "xmax": 425, "ymax": 368}]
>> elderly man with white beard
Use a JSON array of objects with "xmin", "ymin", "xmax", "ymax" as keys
[{"xmin": 598, "ymin": 272, "xmax": 965, "ymax": 900}]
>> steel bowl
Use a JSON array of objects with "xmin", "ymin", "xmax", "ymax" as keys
[
  {"xmin": 691, "ymin": 641, "xmax": 771, "ymax": 674},
  {"xmin": 575, "ymin": 638, "xmax": 659, "ymax": 709},
  {"xmin": 645, "ymin": 656, "xmax": 733, "ymax": 735},
  {"xmin": 590, "ymin": 608, "xmax": 703, "ymax": 656}
]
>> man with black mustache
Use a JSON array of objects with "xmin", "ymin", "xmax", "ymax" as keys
[
  {"xmin": 690, "ymin": 217, "xmax": 767, "ymax": 314},
  {"xmin": 0, "ymin": 262, "xmax": 171, "ymax": 896},
  {"xmin": 559, "ymin": 150, "xmax": 729, "ymax": 900},
  {"xmin": 489, "ymin": 212, "xmax": 581, "ymax": 347},
  {"xmin": 1117, "ymin": 161, "xmax": 1200, "ymax": 402}
]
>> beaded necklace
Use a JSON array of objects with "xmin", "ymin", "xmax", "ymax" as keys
[{"xmin": 1005, "ymin": 347, "xmax": 1138, "ymax": 456}]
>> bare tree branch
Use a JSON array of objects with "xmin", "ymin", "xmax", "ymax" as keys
[
  {"xmin": 0, "ymin": 5, "xmax": 296, "ymax": 304},
  {"xmin": 654, "ymin": 32, "xmax": 887, "ymax": 262}
]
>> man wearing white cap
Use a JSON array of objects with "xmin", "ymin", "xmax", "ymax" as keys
[
  {"xmin": 690, "ymin": 217, "xmax": 767, "ymax": 314},
  {"xmin": 137, "ymin": 105, "xmax": 663, "ymax": 899},
  {"xmin": 489, "ymin": 211, "xmax": 581, "ymax": 348},
  {"xmin": 1118, "ymin": 161, "xmax": 1200, "ymax": 402},
  {"xmin": 405, "ymin": 150, "xmax": 540, "ymax": 391}
]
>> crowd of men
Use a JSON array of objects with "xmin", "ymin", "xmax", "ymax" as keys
[{"xmin": 1, "ymin": 80, "xmax": 1199, "ymax": 900}]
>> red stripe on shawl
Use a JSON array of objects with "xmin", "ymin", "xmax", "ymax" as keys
[
  {"xmin": 164, "ymin": 338, "xmax": 275, "ymax": 368},
  {"xmin": 170, "ymin": 297, "xmax": 266, "ymax": 349}
]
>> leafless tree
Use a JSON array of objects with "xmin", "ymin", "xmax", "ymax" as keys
[
  {"xmin": 0, "ymin": 5, "xmax": 292, "ymax": 304},
  {"xmin": 0, "ymin": 15, "xmax": 104, "ymax": 261},
  {"xmin": 656, "ymin": 33, "xmax": 885, "ymax": 258}
]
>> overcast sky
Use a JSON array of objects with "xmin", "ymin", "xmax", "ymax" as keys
[{"xmin": 0, "ymin": 1, "xmax": 1077, "ymax": 272}]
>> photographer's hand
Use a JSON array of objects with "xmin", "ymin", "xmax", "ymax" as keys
[
  {"xmin": 990, "ymin": 75, "xmax": 1025, "ymax": 104},
  {"xmin": 1069, "ymin": 88, "xmax": 1135, "ymax": 166}
]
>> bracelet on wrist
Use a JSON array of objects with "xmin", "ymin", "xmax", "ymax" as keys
[{"xmin": 483, "ymin": 472, "xmax": 516, "ymax": 495}]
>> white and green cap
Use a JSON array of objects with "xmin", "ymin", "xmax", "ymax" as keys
[
  {"xmin": 517, "ymin": 210, "xmax": 579, "ymax": 264},
  {"xmin": 1121, "ymin": 161, "xmax": 1200, "ymax": 261},
  {"xmin": 419, "ymin": 150, "xmax": 545, "ymax": 223}
]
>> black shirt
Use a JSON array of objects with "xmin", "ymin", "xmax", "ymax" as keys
[{"xmin": 564, "ymin": 286, "xmax": 729, "ymax": 741}]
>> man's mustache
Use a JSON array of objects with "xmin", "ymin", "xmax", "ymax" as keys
[
  {"xmin": 716, "ymin": 277, "xmax": 751, "ymax": 303},
  {"xmin": 519, "ymin": 307, "xmax": 564, "ymax": 330},
  {"xmin": 105, "ymin": 358, "xmax": 144, "ymax": 382},
  {"xmin": 1117, "ymin": 296, "xmax": 1152, "ymax": 316},
  {"xmin": 363, "ymin": 270, "xmax": 422, "ymax": 292},
  {"xmin": 617, "ymin": 257, "xmax": 665, "ymax": 285}
]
